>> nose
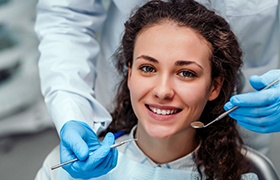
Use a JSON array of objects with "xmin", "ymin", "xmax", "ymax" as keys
[{"xmin": 153, "ymin": 75, "xmax": 175, "ymax": 100}]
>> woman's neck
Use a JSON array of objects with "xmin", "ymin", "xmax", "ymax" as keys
[{"xmin": 135, "ymin": 126, "xmax": 198, "ymax": 164}]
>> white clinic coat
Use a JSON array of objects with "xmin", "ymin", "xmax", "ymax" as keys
[{"xmin": 35, "ymin": 0, "xmax": 279, "ymax": 153}]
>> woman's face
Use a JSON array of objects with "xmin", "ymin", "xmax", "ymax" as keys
[{"xmin": 128, "ymin": 22, "xmax": 222, "ymax": 139}]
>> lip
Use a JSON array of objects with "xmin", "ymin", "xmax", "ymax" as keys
[{"xmin": 145, "ymin": 104, "xmax": 182, "ymax": 121}]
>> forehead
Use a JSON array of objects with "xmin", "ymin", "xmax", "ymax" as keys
[{"xmin": 133, "ymin": 21, "xmax": 212, "ymax": 66}]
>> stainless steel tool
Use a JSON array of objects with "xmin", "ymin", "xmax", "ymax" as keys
[
  {"xmin": 51, "ymin": 138, "xmax": 138, "ymax": 170},
  {"xmin": 191, "ymin": 79, "xmax": 279, "ymax": 129}
]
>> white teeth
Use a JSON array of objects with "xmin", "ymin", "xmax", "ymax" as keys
[{"xmin": 150, "ymin": 107, "xmax": 177, "ymax": 115}]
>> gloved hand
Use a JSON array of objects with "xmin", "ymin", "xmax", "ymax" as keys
[
  {"xmin": 60, "ymin": 120, "xmax": 118, "ymax": 179},
  {"xmin": 224, "ymin": 69, "xmax": 280, "ymax": 133}
]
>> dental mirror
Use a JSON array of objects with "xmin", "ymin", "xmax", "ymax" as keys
[{"xmin": 191, "ymin": 79, "xmax": 279, "ymax": 129}]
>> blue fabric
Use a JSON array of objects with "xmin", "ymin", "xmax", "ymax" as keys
[{"xmin": 113, "ymin": 131, "xmax": 126, "ymax": 139}]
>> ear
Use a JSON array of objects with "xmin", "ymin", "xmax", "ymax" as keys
[
  {"xmin": 127, "ymin": 62, "xmax": 132, "ymax": 90},
  {"xmin": 208, "ymin": 76, "xmax": 224, "ymax": 101}
]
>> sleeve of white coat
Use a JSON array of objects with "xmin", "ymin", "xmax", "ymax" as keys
[
  {"xmin": 34, "ymin": 0, "xmax": 112, "ymax": 134},
  {"xmin": 231, "ymin": 0, "xmax": 280, "ymax": 93}
]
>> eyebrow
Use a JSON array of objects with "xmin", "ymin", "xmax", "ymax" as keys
[
  {"xmin": 136, "ymin": 55, "xmax": 158, "ymax": 63},
  {"xmin": 136, "ymin": 55, "xmax": 204, "ymax": 70}
]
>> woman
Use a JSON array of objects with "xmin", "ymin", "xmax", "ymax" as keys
[
  {"xmin": 104, "ymin": 0, "xmax": 256, "ymax": 179},
  {"xmin": 36, "ymin": 0, "xmax": 257, "ymax": 179}
]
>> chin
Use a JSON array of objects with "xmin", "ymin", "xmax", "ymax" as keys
[{"xmin": 145, "ymin": 125, "xmax": 176, "ymax": 139}]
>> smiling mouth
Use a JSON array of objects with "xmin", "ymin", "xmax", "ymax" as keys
[{"xmin": 147, "ymin": 105, "xmax": 182, "ymax": 115}]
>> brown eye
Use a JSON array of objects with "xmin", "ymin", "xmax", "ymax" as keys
[
  {"xmin": 178, "ymin": 70, "xmax": 196, "ymax": 78},
  {"xmin": 140, "ymin": 65, "xmax": 155, "ymax": 73}
]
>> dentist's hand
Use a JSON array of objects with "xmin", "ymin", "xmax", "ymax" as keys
[
  {"xmin": 224, "ymin": 69, "xmax": 280, "ymax": 133},
  {"xmin": 60, "ymin": 120, "xmax": 118, "ymax": 179}
]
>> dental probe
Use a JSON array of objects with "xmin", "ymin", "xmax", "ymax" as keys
[
  {"xmin": 51, "ymin": 138, "xmax": 138, "ymax": 170},
  {"xmin": 191, "ymin": 79, "xmax": 279, "ymax": 129}
]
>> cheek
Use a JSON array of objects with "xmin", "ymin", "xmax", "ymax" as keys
[
  {"xmin": 128, "ymin": 73, "xmax": 146, "ymax": 102},
  {"xmin": 178, "ymin": 84, "xmax": 211, "ymax": 110},
  {"xmin": 128, "ymin": 74, "xmax": 149, "ymax": 121}
]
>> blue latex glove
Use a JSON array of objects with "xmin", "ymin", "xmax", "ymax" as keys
[
  {"xmin": 224, "ymin": 69, "xmax": 280, "ymax": 133},
  {"xmin": 60, "ymin": 120, "xmax": 118, "ymax": 179}
]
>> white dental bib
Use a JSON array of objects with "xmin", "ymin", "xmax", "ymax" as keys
[{"xmin": 56, "ymin": 152, "xmax": 258, "ymax": 180}]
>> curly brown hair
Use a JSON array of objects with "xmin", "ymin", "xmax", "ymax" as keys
[{"xmin": 102, "ymin": 0, "xmax": 250, "ymax": 179}]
